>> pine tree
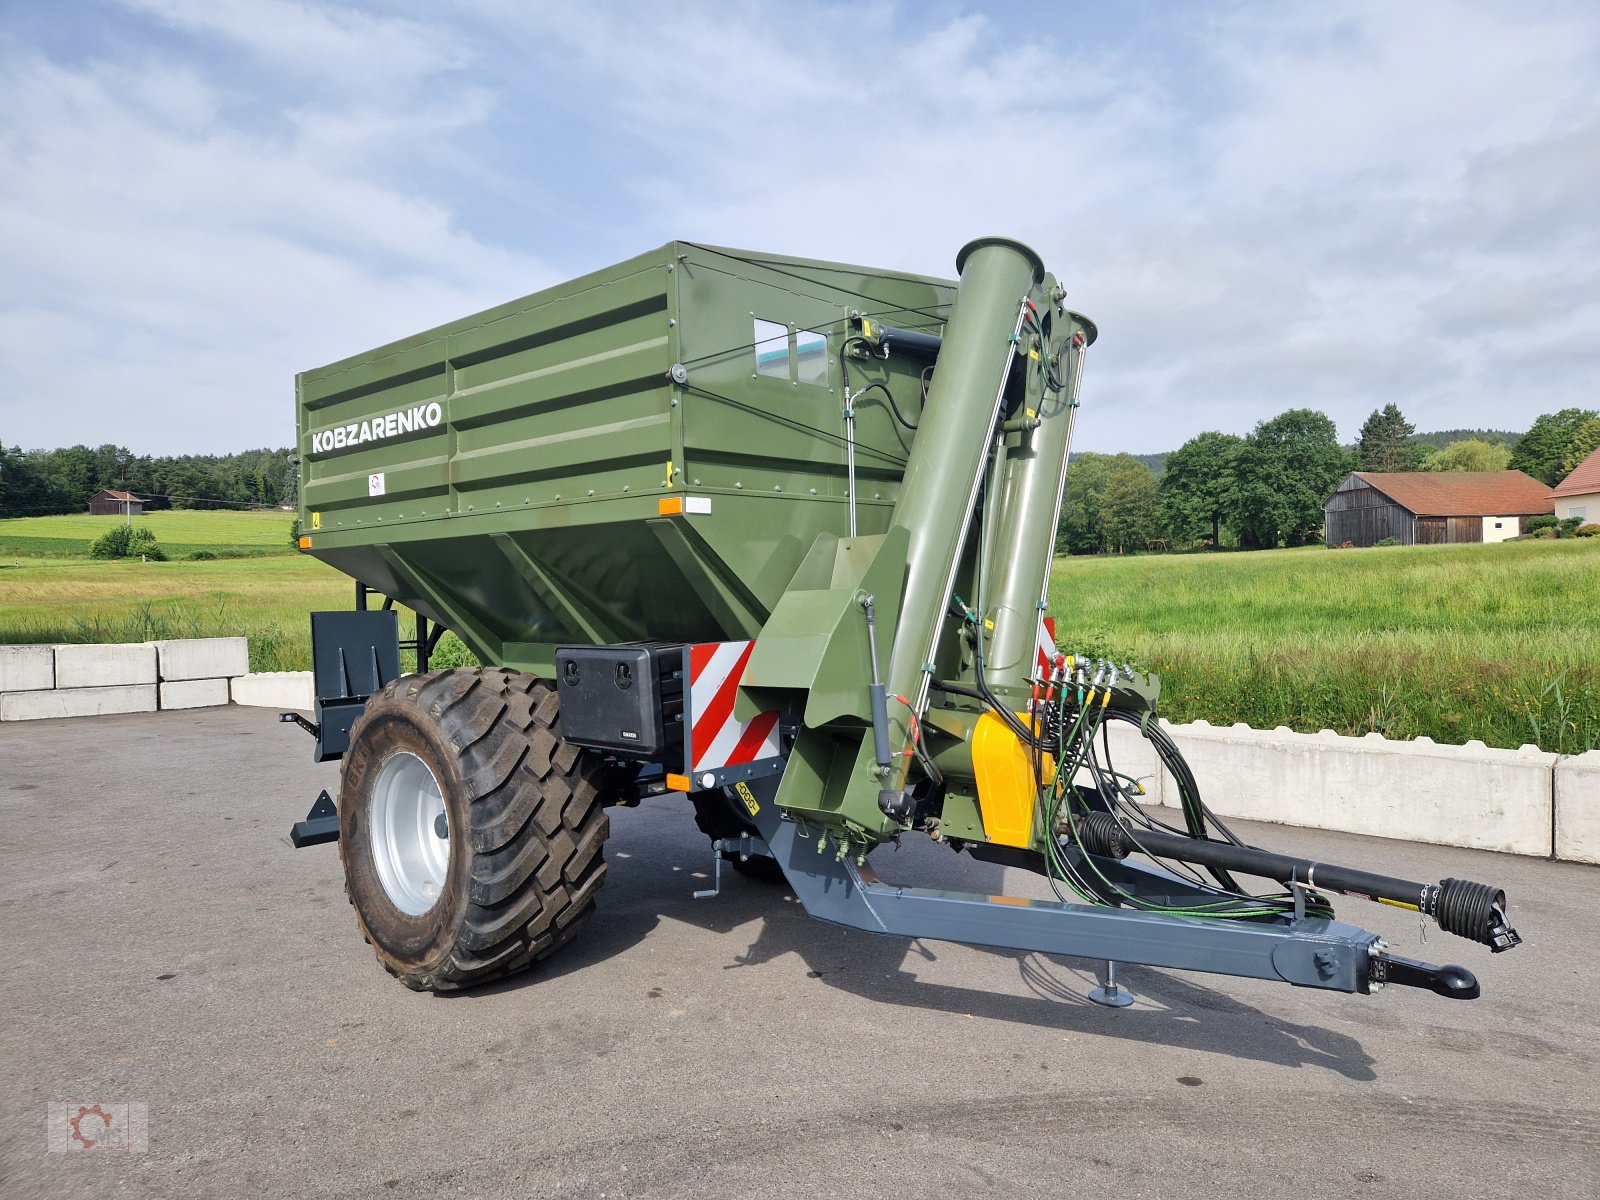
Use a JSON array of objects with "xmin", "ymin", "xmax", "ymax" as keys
[{"xmin": 1356, "ymin": 404, "xmax": 1424, "ymax": 472}]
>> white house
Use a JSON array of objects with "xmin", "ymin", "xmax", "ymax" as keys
[{"xmin": 1552, "ymin": 445, "xmax": 1600, "ymax": 525}]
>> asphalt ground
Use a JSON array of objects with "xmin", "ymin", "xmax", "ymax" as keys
[{"xmin": 2, "ymin": 706, "xmax": 1597, "ymax": 1200}]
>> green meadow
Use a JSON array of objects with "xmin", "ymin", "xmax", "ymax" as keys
[
  {"xmin": 0, "ymin": 555, "xmax": 351, "ymax": 671},
  {"xmin": 1049, "ymin": 538, "xmax": 1600, "ymax": 754},
  {"xmin": 0, "ymin": 509, "xmax": 295, "ymax": 559},
  {"xmin": 2, "ymin": 512, "xmax": 1595, "ymax": 752}
]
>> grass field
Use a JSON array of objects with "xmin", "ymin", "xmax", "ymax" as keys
[
  {"xmin": 0, "ymin": 555, "xmax": 351, "ymax": 671},
  {"xmin": 1048, "ymin": 538, "xmax": 1600, "ymax": 754},
  {"xmin": 0, "ymin": 510, "xmax": 294, "ymax": 559},
  {"xmin": 3, "ymin": 513, "xmax": 1595, "ymax": 753}
]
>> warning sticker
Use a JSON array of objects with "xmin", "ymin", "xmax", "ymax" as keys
[{"xmin": 735, "ymin": 781, "xmax": 760, "ymax": 817}]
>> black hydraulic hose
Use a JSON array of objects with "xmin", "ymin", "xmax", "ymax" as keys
[
  {"xmin": 967, "ymin": 635, "xmax": 1046, "ymax": 749},
  {"xmin": 854, "ymin": 382, "xmax": 920, "ymax": 431},
  {"xmin": 839, "ymin": 337, "xmax": 920, "ymax": 430},
  {"xmin": 930, "ymin": 633, "xmax": 1043, "ymax": 751},
  {"xmin": 932, "ymin": 679, "xmax": 986, "ymax": 704},
  {"xmin": 1102, "ymin": 708, "xmax": 1246, "ymax": 892},
  {"xmin": 1074, "ymin": 819, "xmax": 1521, "ymax": 951}
]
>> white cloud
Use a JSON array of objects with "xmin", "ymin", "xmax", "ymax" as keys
[
  {"xmin": 0, "ymin": 2, "xmax": 552, "ymax": 452},
  {"xmin": 123, "ymin": 0, "xmax": 465, "ymax": 92},
  {"xmin": 483, "ymin": 0, "xmax": 1600, "ymax": 447},
  {"xmin": 1, "ymin": 0, "xmax": 1596, "ymax": 454}
]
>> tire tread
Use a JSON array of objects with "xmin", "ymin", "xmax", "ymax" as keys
[{"xmin": 343, "ymin": 667, "xmax": 609, "ymax": 991}]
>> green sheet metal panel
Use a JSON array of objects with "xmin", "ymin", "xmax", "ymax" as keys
[{"xmin": 297, "ymin": 241, "xmax": 956, "ymax": 671}]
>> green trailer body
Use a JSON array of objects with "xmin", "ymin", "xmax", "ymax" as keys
[
  {"xmin": 290, "ymin": 237, "xmax": 1518, "ymax": 1004},
  {"xmin": 297, "ymin": 242, "xmax": 958, "ymax": 667}
]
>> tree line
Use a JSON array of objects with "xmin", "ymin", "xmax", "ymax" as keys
[
  {"xmin": 1059, "ymin": 404, "xmax": 1600, "ymax": 555},
  {"xmin": 0, "ymin": 442, "xmax": 297, "ymax": 518},
  {"xmin": 7, "ymin": 402, "xmax": 1597, "ymax": 546}
]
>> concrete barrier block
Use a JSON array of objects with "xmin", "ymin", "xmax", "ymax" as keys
[
  {"xmin": 53, "ymin": 642, "xmax": 157, "ymax": 688},
  {"xmin": 160, "ymin": 678, "xmax": 231, "ymax": 710},
  {"xmin": 156, "ymin": 637, "xmax": 249, "ymax": 681},
  {"xmin": 1162, "ymin": 721, "xmax": 1555, "ymax": 856},
  {"xmin": 1, "ymin": 685, "xmax": 158, "ymax": 721},
  {"xmin": 231, "ymin": 672, "xmax": 314, "ymax": 712},
  {"xmin": 0, "ymin": 645, "xmax": 54, "ymax": 691},
  {"xmin": 1555, "ymin": 750, "xmax": 1600, "ymax": 866}
]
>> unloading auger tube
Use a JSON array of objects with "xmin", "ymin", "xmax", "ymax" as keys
[{"xmin": 287, "ymin": 234, "xmax": 1521, "ymax": 1004}]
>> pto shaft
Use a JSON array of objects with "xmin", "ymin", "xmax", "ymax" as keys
[{"xmin": 1074, "ymin": 813, "xmax": 1521, "ymax": 952}]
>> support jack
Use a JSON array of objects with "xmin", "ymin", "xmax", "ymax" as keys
[
  {"xmin": 692, "ymin": 833, "xmax": 770, "ymax": 900},
  {"xmin": 1088, "ymin": 960, "xmax": 1134, "ymax": 1008}
]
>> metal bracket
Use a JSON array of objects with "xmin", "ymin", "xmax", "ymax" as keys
[
  {"xmin": 1288, "ymin": 878, "xmax": 1309, "ymax": 924},
  {"xmin": 688, "ymin": 757, "xmax": 787, "ymax": 792},
  {"xmin": 308, "ymin": 609, "xmax": 400, "ymax": 762},
  {"xmin": 280, "ymin": 711, "xmax": 319, "ymax": 738},
  {"xmin": 289, "ymin": 790, "xmax": 339, "ymax": 848}
]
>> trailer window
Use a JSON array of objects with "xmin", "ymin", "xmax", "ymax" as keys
[
  {"xmin": 754, "ymin": 319, "xmax": 789, "ymax": 379},
  {"xmin": 795, "ymin": 329, "xmax": 829, "ymax": 386}
]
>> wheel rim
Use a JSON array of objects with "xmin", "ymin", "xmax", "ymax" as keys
[{"xmin": 369, "ymin": 751, "xmax": 450, "ymax": 916}]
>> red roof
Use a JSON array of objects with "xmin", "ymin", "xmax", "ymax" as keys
[
  {"xmin": 1349, "ymin": 471, "xmax": 1552, "ymax": 517},
  {"xmin": 90, "ymin": 490, "xmax": 144, "ymax": 502},
  {"xmin": 1553, "ymin": 445, "xmax": 1600, "ymax": 498}
]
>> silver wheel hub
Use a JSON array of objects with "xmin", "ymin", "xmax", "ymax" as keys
[{"xmin": 369, "ymin": 751, "xmax": 450, "ymax": 916}]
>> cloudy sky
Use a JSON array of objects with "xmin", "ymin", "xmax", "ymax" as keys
[{"xmin": 2, "ymin": 0, "xmax": 1596, "ymax": 456}]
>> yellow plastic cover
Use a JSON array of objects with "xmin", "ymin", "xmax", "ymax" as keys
[{"xmin": 971, "ymin": 710, "xmax": 1052, "ymax": 849}]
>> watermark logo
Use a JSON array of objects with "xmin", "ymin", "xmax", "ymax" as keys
[{"xmin": 47, "ymin": 1102, "xmax": 148, "ymax": 1153}]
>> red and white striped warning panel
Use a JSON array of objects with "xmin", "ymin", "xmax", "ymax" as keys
[
  {"xmin": 685, "ymin": 640, "xmax": 783, "ymax": 783},
  {"xmin": 1035, "ymin": 615, "xmax": 1058, "ymax": 679}
]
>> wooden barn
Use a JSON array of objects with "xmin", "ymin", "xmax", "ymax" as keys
[
  {"xmin": 1323, "ymin": 471, "xmax": 1552, "ymax": 547},
  {"xmin": 87, "ymin": 489, "xmax": 146, "ymax": 517}
]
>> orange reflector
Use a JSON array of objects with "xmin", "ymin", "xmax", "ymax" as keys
[
  {"xmin": 657, "ymin": 496, "xmax": 684, "ymax": 516},
  {"xmin": 665, "ymin": 773, "xmax": 691, "ymax": 792},
  {"xmin": 297, "ymin": 536, "xmax": 313, "ymax": 549}
]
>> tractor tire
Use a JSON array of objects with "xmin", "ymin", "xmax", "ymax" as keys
[
  {"xmin": 339, "ymin": 667, "xmax": 609, "ymax": 991},
  {"xmin": 690, "ymin": 791, "xmax": 787, "ymax": 885}
]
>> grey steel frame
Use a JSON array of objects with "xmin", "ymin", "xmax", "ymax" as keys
[{"xmin": 732, "ymin": 775, "xmax": 1380, "ymax": 995}]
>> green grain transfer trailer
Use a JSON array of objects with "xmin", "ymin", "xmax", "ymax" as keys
[{"xmin": 289, "ymin": 237, "xmax": 1519, "ymax": 1002}]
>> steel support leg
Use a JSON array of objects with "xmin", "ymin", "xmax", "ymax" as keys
[{"xmin": 1088, "ymin": 961, "xmax": 1135, "ymax": 1007}]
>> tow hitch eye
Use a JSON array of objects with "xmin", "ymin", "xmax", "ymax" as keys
[{"xmin": 1373, "ymin": 952, "xmax": 1481, "ymax": 1000}]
